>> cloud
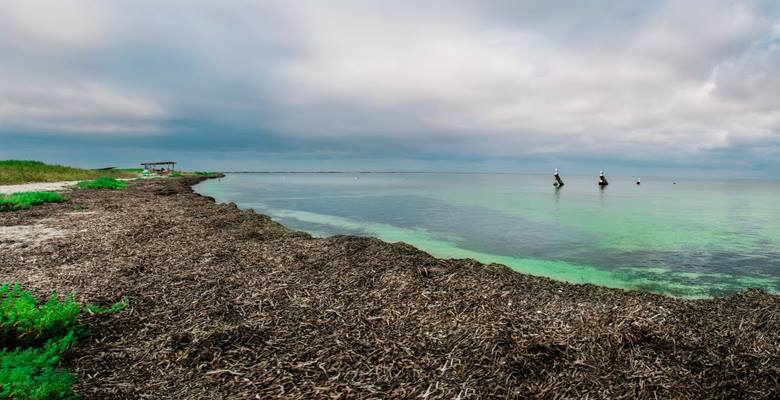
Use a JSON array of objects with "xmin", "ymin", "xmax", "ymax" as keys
[
  {"xmin": 0, "ymin": 80, "xmax": 166, "ymax": 134},
  {"xmin": 0, "ymin": 0, "xmax": 111, "ymax": 49},
  {"xmin": 272, "ymin": 1, "xmax": 779, "ymax": 156},
  {"xmin": 0, "ymin": 0, "xmax": 778, "ymax": 174}
]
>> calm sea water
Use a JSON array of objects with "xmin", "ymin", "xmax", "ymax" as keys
[{"xmin": 196, "ymin": 173, "xmax": 780, "ymax": 298}]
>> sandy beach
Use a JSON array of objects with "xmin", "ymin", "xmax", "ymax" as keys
[
  {"xmin": 0, "ymin": 180, "xmax": 80, "ymax": 194},
  {"xmin": 1, "ymin": 176, "xmax": 778, "ymax": 399},
  {"xmin": 0, "ymin": 178, "xmax": 139, "ymax": 194}
]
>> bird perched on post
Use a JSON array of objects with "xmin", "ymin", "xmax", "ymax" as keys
[
  {"xmin": 598, "ymin": 170, "xmax": 609, "ymax": 186},
  {"xmin": 553, "ymin": 168, "xmax": 565, "ymax": 187}
]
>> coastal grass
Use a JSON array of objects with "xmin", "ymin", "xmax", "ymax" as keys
[
  {"xmin": 0, "ymin": 284, "xmax": 80, "ymax": 348},
  {"xmin": 0, "ymin": 284, "xmax": 128, "ymax": 399},
  {"xmin": 0, "ymin": 192, "xmax": 68, "ymax": 212},
  {"xmin": 84, "ymin": 296, "xmax": 128, "ymax": 315},
  {"xmin": 0, "ymin": 335, "xmax": 78, "ymax": 400},
  {"xmin": 0, "ymin": 284, "xmax": 79, "ymax": 400},
  {"xmin": 76, "ymin": 177, "xmax": 127, "ymax": 190},
  {"xmin": 0, "ymin": 161, "xmax": 138, "ymax": 185}
]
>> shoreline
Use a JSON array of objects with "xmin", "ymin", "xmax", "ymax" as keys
[
  {"xmin": 1, "ymin": 176, "xmax": 778, "ymax": 398},
  {"xmin": 194, "ymin": 174, "xmax": 780, "ymax": 299}
]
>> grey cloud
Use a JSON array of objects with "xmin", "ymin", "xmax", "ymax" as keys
[{"xmin": 0, "ymin": 0, "xmax": 779, "ymax": 175}]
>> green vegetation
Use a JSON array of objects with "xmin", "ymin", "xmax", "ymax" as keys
[
  {"xmin": 0, "ymin": 284, "xmax": 127, "ymax": 400},
  {"xmin": 0, "ymin": 285, "xmax": 80, "ymax": 347},
  {"xmin": 0, "ymin": 192, "xmax": 68, "ymax": 212},
  {"xmin": 76, "ymin": 177, "xmax": 128, "ymax": 190},
  {"xmin": 0, "ymin": 284, "xmax": 79, "ymax": 399},
  {"xmin": 169, "ymin": 172, "xmax": 183, "ymax": 178},
  {"xmin": 193, "ymin": 171, "xmax": 213, "ymax": 176},
  {"xmin": 0, "ymin": 335, "xmax": 77, "ymax": 400},
  {"xmin": 85, "ymin": 297, "xmax": 128, "ymax": 315},
  {"xmin": 0, "ymin": 161, "xmax": 138, "ymax": 185}
]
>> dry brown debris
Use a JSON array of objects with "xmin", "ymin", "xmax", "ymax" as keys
[{"xmin": 0, "ymin": 177, "xmax": 778, "ymax": 399}]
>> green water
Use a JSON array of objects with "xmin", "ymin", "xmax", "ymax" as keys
[{"xmin": 196, "ymin": 173, "xmax": 780, "ymax": 298}]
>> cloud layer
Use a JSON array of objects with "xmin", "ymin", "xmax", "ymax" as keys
[{"xmin": 1, "ymin": 0, "xmax": 779, "ymax": 175}]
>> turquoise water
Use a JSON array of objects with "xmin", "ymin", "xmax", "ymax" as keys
[{"xmin": 196, "ymin": 173, "xmax": 780, "ymax": 298}]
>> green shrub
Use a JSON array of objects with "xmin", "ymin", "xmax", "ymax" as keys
[
  {"xmin": 0, "ymin": 285, "xmax": 80, "ymax": 347},
  {"xmin": 0, "ymin": 284, "xmax": 127, "ymax": 399},
  {"xmin": 0, "ymin": 334, "xmax": 77, "ymax": 400},
  {"xmin": 0, "ymin": 192, "xmax": 67, "ymax": 212},
  {"xmin": 0, "ymin": 160, "xmax": 138, "ymax": 185},
  {"xmin": 85, "ymin": 297, "xmax": 128, "ymax": 315},
  {"xmin": 76, "ymin": 177, "xmax": 127, "ymax": 190},
  {"xmin": 169, "ymin": 172, "xmax": 183, "ymax": 178},
  {"xmin": 194, "ymin": 171, "xmax": 212, "ymax": 176}
]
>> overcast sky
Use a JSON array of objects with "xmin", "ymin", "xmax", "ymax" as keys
[{"xmin": 1, "ymin": 0, "xmax": 779, "ymax": 176}]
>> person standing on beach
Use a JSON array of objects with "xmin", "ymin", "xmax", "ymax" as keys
[
  {"xmin": 553, "ymin": 168, "xmax": 564, "ymax": 187},
  {"xmin": 598, "ymin": 170, "xmax": 609, "ymax": 186}
]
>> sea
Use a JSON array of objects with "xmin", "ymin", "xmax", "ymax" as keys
[{"xmin": 195, "ymin": 173, "xmax": 780, "ymax": 298}]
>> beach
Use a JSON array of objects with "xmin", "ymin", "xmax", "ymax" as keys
[
  {"xmin": 1, "ymin": 176, "xmax": 778, "ymax": 399},
  {"xmin": 0, "ymin": 180, "xmax": 80, "ymax": 194}
]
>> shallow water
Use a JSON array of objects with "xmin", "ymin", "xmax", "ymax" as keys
[{"xmin": 196, "ymin": 173, "xmax": 780, "ymax": 298}]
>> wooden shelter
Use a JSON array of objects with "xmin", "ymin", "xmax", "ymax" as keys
[{"xmin": 141, "ymin": 161, "xmax": 178, "ymax": 174}]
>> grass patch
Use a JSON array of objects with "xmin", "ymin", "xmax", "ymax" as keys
[
  {"xmin": 169, "ymin": 172, "xmax": 183, "ymax": 178},
  {"xmin": 0, "ymin": 161, "xmax": 138, "ymax": 185},
  {"xmin": 0, "ymin": 192, "xmax": 68, "ymax": 212},
  {"xmin": 1, "ymin": 284, "xmax": 127, "ymax": 399},
  {"xmin": 0, "ymin": 334, "xmax": 78, "ymax": 400},
  {"xmin": 1, "ymin": 284, "xmax": 79, "ymax": 400},
  {"xmin": 0, "ymin": 285, "xmax": 80, "ymax": 348},
  {"xmin": 76, "ymin": 177, "xmax": 127, "ymax": 190},
  {"xmin": 85, "ymin": 297, "xmax": 128, "ymax": 315}
]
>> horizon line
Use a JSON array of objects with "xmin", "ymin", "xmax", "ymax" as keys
[{"xmin": 216, "ymin": 171, "xmax": 779, "ymax": 181}]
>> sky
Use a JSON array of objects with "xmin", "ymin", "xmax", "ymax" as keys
[{"xmin": 1, "ymin": 0, "xmax": 779, "ymax": 177}]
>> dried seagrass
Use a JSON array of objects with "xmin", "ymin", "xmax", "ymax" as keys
[{"xmin": 0, "ymin": 177, "xmax": 777, "ymax": 399}]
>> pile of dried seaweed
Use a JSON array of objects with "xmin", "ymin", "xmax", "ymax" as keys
[{"xmin": 0, "ymin": 177, "xmax": 777, "ymax": 399}]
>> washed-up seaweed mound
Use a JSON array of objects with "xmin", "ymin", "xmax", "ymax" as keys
[{"xmin": 0, "ymin": 176, "xmax": 778, "ymax": 399}]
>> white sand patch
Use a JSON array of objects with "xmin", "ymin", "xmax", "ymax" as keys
[
  {"xmin": 0, "ymin": 181, "xmax": 78, "ymax": 194},
  {"xmin": 0, "ymin": 224, "xmax": 68, "ymax": 250},
  {"xmin": 0, "ymin": 177, "xmax": 139, "ymax": 195}
]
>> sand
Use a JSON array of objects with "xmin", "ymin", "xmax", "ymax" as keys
[{"xmin": 0, "ymin": 180, "xmax": 80, "ymax": 194}]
